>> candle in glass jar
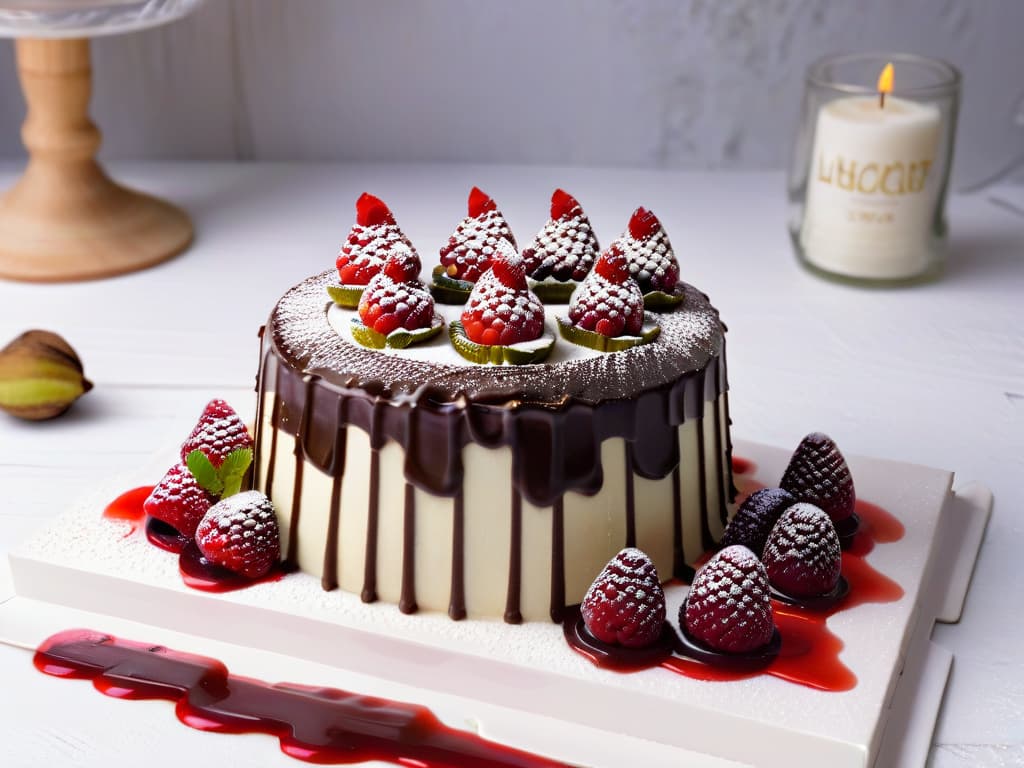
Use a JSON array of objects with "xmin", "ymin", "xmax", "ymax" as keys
[{"xmin": 799, "ymin": 67, "xmax": 942, "ymax": 280}]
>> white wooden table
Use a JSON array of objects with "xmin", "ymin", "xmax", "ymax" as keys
[{"xmin": 0, "ymin": 162, "xmax": 1021, "ymax": 767}]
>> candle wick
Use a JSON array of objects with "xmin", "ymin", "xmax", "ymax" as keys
[{"xmin": 879, "ymin": 92, "xmax": 886, "ymax": 109}]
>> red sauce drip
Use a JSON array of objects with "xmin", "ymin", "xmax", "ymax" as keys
[
  {"xmin": 178, "ymin": 542, "xmax": 293, "ymax": 593},
  {"xmin": 731, "ymin": 456, "xmax": 754, "ymax": 476},
  {"xmin": 102, "ymin": 486, "xmax": 154, "ymax": 536},
  {"xmin": 34, "ymin": 630, "xmax": 568, "ymax": 768},
  {"xmin": 567, "ymin": 496, "xmax": 905, "ymax": 692}
]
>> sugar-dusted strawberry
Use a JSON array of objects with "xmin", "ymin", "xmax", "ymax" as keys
[
  {"xmin": 763, "ymin": 503, "xmax": 842, "ymax": 598},
  {"xmin": 357, "ymin": 246, "xmax": 435, "ymax": 335},
  {"xmin": 335, "ymin": 193, "xmax": 416, "ymax": 286},
  {"xmin": 195, "ymin": 490, "xmax": 280, "ymax": 579},
  {"xmin": 143, "ymin": 463, "xmax": 214, "ymax": 538},
  {"xmin": 521, "ymin": 189, "xmax": 600, "ymax": 283},
  {"xmin": 180, "ymin": 399, "xmax": 253, "ymax": 468},
  {"xmin": 780, "ymin": 432, "xmax": 856, "ymax": 523},
  {"xmin": 609, "ymin": 207, "xmax": 680, "ymax": 294},
  {"xmin": 566, "ymin": 244, "xmax": 645, "ymax": 337},
  {"xmin": 720, "ymin": 487, "xmax": 797, "ymax": 556},
  {"xmin": 438, "ymin": 187, "xmax": 516, "ymax": 283},
  {"xmin": 460, "ymin": 241, "xmax": 545, "ymax": 346},
  {"xmin": 581, "ymin": 548, "xmax": 666, "ymax": 648},
  {"xmin": 682, "ymin": 545, "xmax": 775, "ymax": 654}
]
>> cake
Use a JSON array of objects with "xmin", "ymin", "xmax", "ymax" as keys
[{"xmin": 253, "ymin": 192, "xmax": 734, "ymax": 623}]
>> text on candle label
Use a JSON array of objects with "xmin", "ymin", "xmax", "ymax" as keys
[{"xmin": 816, "ymin": 154, "xmax": 932, "ymax": 195}]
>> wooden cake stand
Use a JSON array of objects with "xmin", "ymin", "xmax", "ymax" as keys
[{"xmin": 0, "ymin": 1, "xmax": 202, "ymax": 282}]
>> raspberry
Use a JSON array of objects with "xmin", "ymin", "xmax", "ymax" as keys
[
  {"xmin": 763, "ymin": 503, "xmax": 842, "ymax": 598},
  {"xmin": 143, "ymin": 463, "xmax": 214, "ymax": 538},
  {"xmin": 460, "ymin": 242, "xmax": 545, "ymax": 346},
  {"xmin": 438, "ymin": 187, "xmax": 516, "ymax": 283},
  {"xmin": 358, "ymin": 247, "xmax": 435, "ymax": 335},
  {"xmin": 195, "ymin": 490, "xmax": 280, "ymax": 579},
  {"xmin": 720, "ymin": 487, "xmax": 797, "ymax": 556},
  {"xmin": 567, "ymin": 245, "xmax": 644, "ymax": 337},
  {"xmin": 581, "ymin": 548, "xmax": 666, "ymax": 648},
  {"xmin": 612, "ymin": 207, "xmax": 680, "ymax": 294},
  {"xmin": 780, "ymin": 432, "xmax": 856, "ymax": 523},
  {"xmin": 682, "ymin": 545, "xmax": 775, "ymax": 654},
  {"xmin": 521, "ymin": 189, "xmax": 599, "ymax": 282},
  {"xmin": 180, "ymin": 399, "xmax": 252, "ymax": 469},
  {"xmin": 335, "ymin": 193, "xmax": 415, "ymax": 286}
]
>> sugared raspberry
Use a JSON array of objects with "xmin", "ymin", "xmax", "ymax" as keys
[
  {"xmin": 780, "ymin": 432, "xmax": 856, "ymax": 523},
  {"xmin": 460, "ymin": 242, "xmax": 544, "ymax": 346},
  {"xmin": 611, "ymin": 207, "xmax": 680, "ymax": 294},
  {"xmin": 180, "ymin": 399, "xmax": 252, "ymax": 469},
  {"xmin": 682, "ymin": 545, "xmax": 775, "ymax": 654},
  {"xmin": 358, "ymin": 246, "xmax": 435, "ymax": 335},
  {"xmin": 763, "ymin": 503, "xmax": 842, "ymax": 598},
  {"xmin": 438, "ymin": 187, "xmax": 516, "ymax": 283},
  {"xmin": 581, "ymin": 548, "xmax": 666, "ymax": 648},
  {"xmin": 335, "ymin": 193, "xmax": 415, "ymax": 286},
  {"xmin": 144, "ymin": 463, "xmax": 214, "ymax": 538},
  {"xmin": 567, "ymin": 245, "xmax": 644, "ymax": 337},
  {"xmin": 521, "ymin": 189, "xmax": 599, "ymax": 282},
  {"xmin": 720, "ymin": 487, "xmax": 797, "ymax": 556},
  {"xmin": 195, "ymin": 490, "xmax": 280, "ymax": 579}
]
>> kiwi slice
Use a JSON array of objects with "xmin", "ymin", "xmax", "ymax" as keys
[
  {"xmin": 430, "ymin": 265, "xmax": 474, "ymax": 305},
  {"xmin": 326, "ymin": 284, "xmax": 366, "ymax": 309},
  {"xmin": 642, "ymin": 287, "xmax": 685, "ymax": 311},
  {"xmin": 556, "ymin": 316, "xmax": 660, "ymax": 353},
  {"xmin": 350, "ymin": 315, "xmax": 445, "ymax": 350},
  {"xmin": 448, "ymin": 321, "xmax": 555, "ymax": 365},
  {"xmin": 528, "ymin": 278, "xmax": 578, "ymax": 303}
]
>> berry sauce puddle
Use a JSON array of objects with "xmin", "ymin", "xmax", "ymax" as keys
[
  {"xmin": 103, "ymin": 487, "xmax": 292, "ymax": 593},
  {"xmin": 33, "ymin": 630, "xmax": 568, "ymax": 768},
  {"xmin": 564, "ymin": 457, "xmax": 905, "ymax": 692}
]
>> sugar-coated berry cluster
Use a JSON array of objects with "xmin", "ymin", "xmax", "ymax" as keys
[
  {"xmin": 357, "ymin": 246, "xmax": 435, "ymax": 335},
  {"xmin": 521, "ymin": 189, "xmax": 600, "ymax": 282},
  {"xmin": 438, "ymin": 187, "xmax": 517, "ymax": 283},
  {"xmin": 335, "ymin": 193, "xmax": 415, "ymax": 287},
  {"xmin": 460, "ymin": 244, "xmax": 545, "ymax": 346}
]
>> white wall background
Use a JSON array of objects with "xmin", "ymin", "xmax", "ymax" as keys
[{"xmin": 0, "ymin": 0, "xmax": 1021, "ymax": 187}]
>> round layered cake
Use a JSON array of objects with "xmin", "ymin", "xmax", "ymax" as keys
[{"xmin": 253, "ymin": 269, "xmax": 735, "ymax": 623}]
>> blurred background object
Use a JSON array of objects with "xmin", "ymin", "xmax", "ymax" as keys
[{"xmin": 0, "ymin": 0, "xmax": 1018, "ymax": 190}]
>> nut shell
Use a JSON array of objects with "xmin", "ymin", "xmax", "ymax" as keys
[{"xmin": 0, "ymin": 330, "xmax": 93, "ymax": 420}]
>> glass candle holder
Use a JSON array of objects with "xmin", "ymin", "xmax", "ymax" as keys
[{"xmin": 788, "ymin": 52, "xmax": 961, "ymax": 285}]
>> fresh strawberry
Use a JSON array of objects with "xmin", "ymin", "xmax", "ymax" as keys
[
  {"xmin": 567, "ymin": 245, "xmax": 645, "ymax": 337},
  {"xmin": 143, "ymin": 463, "xmax": 214, "ymax": 538},
  {"xmin": 180, "ymin": 399, "xmax": 253, "ymax": 468},
  {"xmin": 610, "ymin": 207, "xmax": 680, "ymax": 294},
  {"xmin": 335, "ymin": 193, "xmax": 415, "ymax": 286},
  {"xmin": 194, "ymin": 490, "xmax": 280, "ymax": 579},
  {"xmin": 358, "ymin": 246, "xmax": 435, "ymax": 335},
  {"xmin": 460, "ymin": 242, "xmax": 545, "ymax": 346},
  {"xmin": 581, "ymin": 548, "xmax": 666, "ymax": 648},
  {"xmin": 682, "ymin": 545, "xmax": 775, "ymax": 653},
  {"xmin": 438, "ymin": 187, "xmax": 516, "ymax": 283},
  {"xmin": 521, "ymin": 189, "xmax": 600, "ymax": 282},
  {"xmin": 763, "ymin": 503, "xmax": 842, "ymax": 598},
  {"xmin": 780, "ymin": 432, "xmax": 856, "ymax": 523},
  {"xmin": 720, "ymin": 487, "xmax": 797, "ymax": 556}
]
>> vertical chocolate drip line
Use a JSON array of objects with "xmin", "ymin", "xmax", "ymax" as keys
[
  {"xmin": 361, "ymin": 407, "xmax": 382, "ymax": 603},
  {"xmin": 286, "ymin": 375, "xmax": 316, "ymax": 566},
  {"xmin": 263, "ymin": 362, "xmax": 284, "ymax": 500},
  {"xmin": 721, "ymin": 343, "xmax": 738, "ymax": 502},
  {"xmin": 504, "ymin": 488, "xmax": 523, "ymax": 624},
  {"xmin": 251, "ymin": 340, "xmax": 267, "ymax": 491},
  {"xmin": 713, "ymin": 360, "xmax": 729, "ymax": 527},
  {"xmin": 624, "ymin": 451, "xmax": 637, "ymax": 549},
  {"xmin": 671, "ymin": 464, "xmax": 685, "ymax": 578},
  {"xmin": 448, "ymin": 489, "xmax": 466, "ymax": 621},
  {"xmin": 399, "ymin": 483, "xmax": 418, "ymax": 614},
  {"xmin": 550, "ymin": 497, "xmax": 566, "ymax": 624},
  {"xmin": 321, "ymin": 398, "xmax": 348, "ymax": 592},
  {"xmin": 696, "ymin": 416, "xmax": 713, "ymax": 552}
]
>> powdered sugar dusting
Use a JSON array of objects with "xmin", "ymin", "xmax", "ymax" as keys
[
  {"xmin": 581, "ymin": 547, "xmax": 666, "ymax": 648},
  {"xmin": 272, "ymin": 270, "xmax": 724, "ymax": 405},
  {"xmin": 616, "ymin": 225, "xmax": 680, "ymax": 294},
  {"xmin": 522, "ymin": 212, "xmax": 599, "ymax": 282},
  {"xmin": 763, "ymin": 503, "xmax": 842, "ymax": 596},
  {"xmin": 337, "ymin": 222, "xmax": 415, "ymax": 283},
  {"xmin": 438, "ymin": 210, "xmax": 517, "ymax": 283}
]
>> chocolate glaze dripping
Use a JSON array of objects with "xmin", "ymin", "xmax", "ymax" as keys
[
  {"xmin": 449, "ymin": 489, "xmax": 466, "ymax": 621},
  {"xmin": 320, "ymin": 397, "xmax": 349, "ymax": 591},
  {"xmin": 286, "ymin": 375, "xmax": 316, "ymax": 565},
  {"xmin": 624, "ymin": 452, "xmax": 637, "ymax": 549},
  {"xmin": 263, "ymin": 364, "xmax": 283, "ymax": 501},
  {"xmin": 251, "ymin": 332, "xmax": 267, "ymax": 491},
  {"xmin": 549, "ymin": 497, "xmax": 565, "ymax": 623},
  {"xmin": 362, "ymin": 448, "xmax": 381, "ymax": 604},
  {"xmin": 721, "ymin": 336, "xmax": 738, "ymax": 502},
  {"xmin": 712, "ymin": 356, "xmax": 729, "ymax": 527},
  {"xmin": 671, "ymin": 465, "xmax": 684, "ymax": 579},
  {"xmin": 400, "ymin": 483, "xmax": 418, "ymax": 614},
  {"xmin": 505, "ymin": 489, "xmax": 523, "ymax": 624},
  {"xmin": 696, "ymin": 417, "xmax": 713, "ymax": 552}
]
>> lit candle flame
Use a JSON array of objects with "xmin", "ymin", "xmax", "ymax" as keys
[{"xmin": 877, "ymin": 62, "xmax": 894, "ymax": 108}]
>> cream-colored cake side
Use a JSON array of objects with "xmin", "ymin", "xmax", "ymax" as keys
[{"xmin": 258, "ymin": 390, "xmax": 733, "ymax": 622}]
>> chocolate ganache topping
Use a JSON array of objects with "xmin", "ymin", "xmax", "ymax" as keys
[{"xmin": 255, "ymin": 269, "xmax": 732, "ymax": 512}]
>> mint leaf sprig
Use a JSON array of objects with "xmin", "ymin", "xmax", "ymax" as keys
[{"xmin": 186, "ymin": 447, "xmax": 253, "ymax": 499}]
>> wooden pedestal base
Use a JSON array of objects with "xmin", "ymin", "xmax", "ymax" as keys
[{"xmin": 0, "ymin": 38, "xmax": 193, "ymax": 283}]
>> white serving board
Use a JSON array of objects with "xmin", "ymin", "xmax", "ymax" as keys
[{"xmin": 2, "ymin": 440, "xmax": 990, "ymax": 768}]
